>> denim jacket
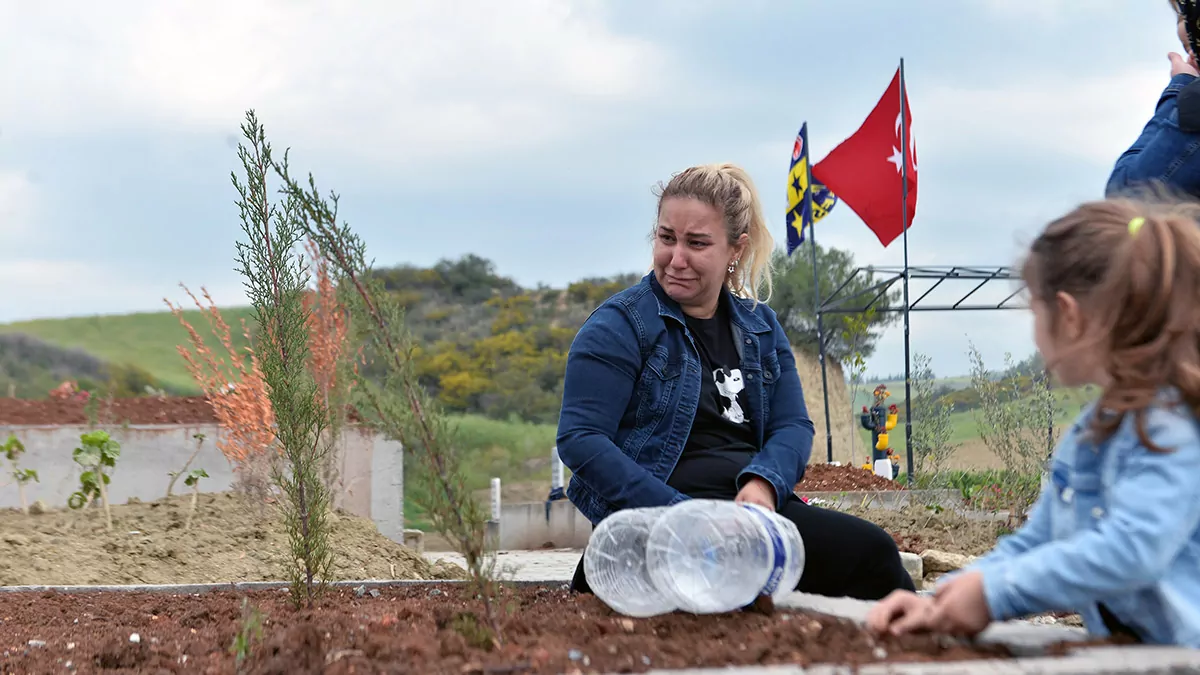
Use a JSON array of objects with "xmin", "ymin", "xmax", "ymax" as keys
[
  {"xmin": 949, "ymin": 394, "xmax": 1200, "ymax": 647},
  {"xmin": 556, "ymin": 273, "xmax": 815, "ymax": 525},
  {"xmin": 1106, "ymin": 73, "xmax": 1200, "ymax": 199}
]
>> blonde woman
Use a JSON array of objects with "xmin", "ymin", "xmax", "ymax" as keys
[{"xmin": 556, "ymin": 163, "xmax": 915, "ymax": 600}]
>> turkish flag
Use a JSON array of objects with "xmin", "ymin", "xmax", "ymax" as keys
[{"xmin": 812, "ymin": 67, "xmax": 917, "ymax": 248}]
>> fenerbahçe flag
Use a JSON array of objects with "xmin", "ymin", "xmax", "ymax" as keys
[{"xmin": 786, "ymin": 122, "xmax": 838, "ymax": 255}]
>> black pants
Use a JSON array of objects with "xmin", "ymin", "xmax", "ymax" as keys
[{"xmin": 571, "ymin": 495, "xmax": 916, "ymax": 601}]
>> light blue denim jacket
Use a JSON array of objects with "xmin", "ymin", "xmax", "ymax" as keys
[
  {"xmin": 948, "ymin": 394, "xmax": 1200, "ymax": 647},
  {"xmin": 1106, "ymin": 74, "xmax": 1200, "ymax": 199}
]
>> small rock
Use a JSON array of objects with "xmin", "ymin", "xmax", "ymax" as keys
[
  {"xmin": 428, "ymin": 588, "xmax": 443, "ymax": 597},
  {"xmin": 3, "ymin": 533, "xmax": 28, "ymax": 546},
  {"xmin": 27, "ymin": 640, "xmax": 45, "ymax": 648},
  {"xmin": 129, "ymin": 633, "xmax": 140, "ymax": 644},
  {"xmin": 28, "ymin": 500, "xmax": 47, "ymax": 515},
  {"xmin": 67, "ymin": 643, "xmax": 75, "ymax": 650},
  {"xmin": 641, "ymin": 655, "xmax": 651, "ymax": 665},
  {"xmin": 353, "ymin": 585, "xmax": 366, "ymax": 598},
  {"xmin": 618, "ymin": 618, "xmax": 635, "ymax": 633},
  {"xmin": 568, "ymin": 649, "xmax": 583, "ymax": 661},
  {"xmin": 64, "ymin": 660, "xmax": 73, "ymax": 669},
  {"xmin": 368, "ymin": 589, "xmax": 381, "ymax": 598},
  {"xmin": 872, "ymin": 647, "xmax": 888, "ymax": 659},
  {"xmin": 920, "ymin": 549, "xmax": 975, "ymax": 574}
]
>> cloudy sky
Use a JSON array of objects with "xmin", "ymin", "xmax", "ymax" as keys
[{"xmin": 0, "ymin": 0, "xmax": 1181, "ymax": 378}]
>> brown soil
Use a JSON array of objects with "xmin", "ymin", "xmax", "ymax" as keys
[
  {"xmin": 0, "ymin": 585, "xmax": 1020, "ymax": 674},
  {"xmin": 0, "ymin": 396, "xmax": 365, "ymax": 426},
  {"xmin": 0, "ymin": 396, "xmax": 217, "ymax": 425},
  {"xmin": 848, "ymin": 504, "xmax": 1003, "ymax": 558},
  {"xmin": 0, "ymin": 492, "xmax": 462, "ymax": 586},
  {"xmin": 796, "ymin": 463, "xmax": 906, "ymax": 493}
]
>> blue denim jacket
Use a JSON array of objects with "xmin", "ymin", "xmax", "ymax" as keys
[
  {"xmin": 556, "ymin": 273, "xmax": 815, "ymax": 525},
  {"xmin": 1106, "ymin": 74, "xmax": 1200, "ymax": 199},
  {"xmin": 949, "ymin": 394, "xmax": 1200, "ymax": 647}
]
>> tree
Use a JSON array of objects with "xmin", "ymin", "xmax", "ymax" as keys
[{"xmin": 769, "ymin": 245, "xmax": 900, "ymax": 361}]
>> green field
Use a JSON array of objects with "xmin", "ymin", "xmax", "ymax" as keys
[{"xmin": 0, "ymin": 306, "xmax": 258, "ymax": 394}]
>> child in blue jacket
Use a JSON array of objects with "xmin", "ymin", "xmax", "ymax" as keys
[{"xmin": 867, "ymin": 196, "xmax": 1200, "ymax": 647}]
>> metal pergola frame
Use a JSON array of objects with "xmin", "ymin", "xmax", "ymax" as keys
[{"xmin": 813, "ymin": 265, "xmax": 1027, "ymax": 482}]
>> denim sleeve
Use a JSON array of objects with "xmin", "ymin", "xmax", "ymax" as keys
[
  {"xmin": 737, "ymin": 312, "xmax": 815, "ymax": 510},
  {"xmin": 556, "ymin": 304, "xmax": 689, "ymax": 510},
  {"xmin": 1106, "ymin": 74, "xmax": 1200, "ymax": 197},
  {"xmin": 982, "ymin": 408, "xmax": 1200, "ymax": 622}
]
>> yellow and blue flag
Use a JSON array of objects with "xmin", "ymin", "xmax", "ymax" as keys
[{"xmin": 786, "ymin": 122, "xmax": 838, "ymax": 255}]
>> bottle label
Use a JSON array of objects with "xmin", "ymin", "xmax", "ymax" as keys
[{"xmin": 741, "ymin": 504, "xmax": 787, "ymax": 597}]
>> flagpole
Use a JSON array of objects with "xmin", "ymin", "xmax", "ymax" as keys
[
  {"xmin": 805, "ymin": 147, "xmax": 835, "ymax": 464},
  {"xmin": 898, "ymin": 57, "xmax": 914, "ymax": 485}
]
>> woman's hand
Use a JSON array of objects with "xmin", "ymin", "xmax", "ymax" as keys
[
  {"xmin": 1171, "ymin": 51, "xmax": 1199, "ymax": 78},
  {"xmin": 734, "ymin": 476, "xmax": 776, "ymax": 511}
]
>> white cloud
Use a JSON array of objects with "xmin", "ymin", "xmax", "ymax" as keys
[
  {"xmin": 0, "ymin": 0, "xmax": 665, "ymax": 164},
  {"xmin": 977, "ymin": 0, "xmax": 1129, "ymax": 22},
  {"xmin": 916, "ymin": 68, "xmax": 1169, "ymax": 165},
  {"xmin": 0, "ymin": 170, "xmax": 36, "ymax": 238}
]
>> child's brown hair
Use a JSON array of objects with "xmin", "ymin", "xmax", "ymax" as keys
[{"xmin": 1020, "ymin": 193, "xmax": 1200, "ymax": 451}]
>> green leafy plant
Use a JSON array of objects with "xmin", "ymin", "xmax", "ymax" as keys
[
  {"xmin": 909, "ymin": 352, "xmax": 959, "ymax": 481},
  {"xmin": 229, "ymin": 596, "xmax": 266, "ymax": 671},
  {"xmin": 232, "ymin": 111, "xmax": 334, "ymax": 608},
  {"xmin": 967, "ymin": 343, "xmax": 1058, "ymax": 525},
  {"xmin": 183, "ymin": 468, "xmax": 209, "ymax": 531},
  {"xmin": 67, "ymin": 430, "xmax": 120, "ymax": 529},
  {"xmin": 3, "ymin": 434, "xmax": 38, "ymax": 515},
  {"xmin": 268, "ymin": 115, "xmax": 503, "ymax": 646},
  {"xmin": 167, "ymin": 432, "xmax": 206, "ymax": 499},
  {"xmin": 840, "ymin": 308, "xmax": 875, "ymax": 465}
]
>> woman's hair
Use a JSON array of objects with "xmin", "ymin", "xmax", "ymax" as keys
[
  {"xmin": 1020, "ymin": 191, "xmax": 1200, "ymax": 451},
  {"xmin": 653, "ymin": 163, "xmax": 775, "ymax": 305}
]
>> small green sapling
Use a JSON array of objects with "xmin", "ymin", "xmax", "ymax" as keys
[
  {"xmin": 167, "ymin": 432, "xmax": 206, "ymax": 498},
  {"xmin": 67, "ymin": 430, "xmax": 120, "ymax": 530},
  {"xmin": 183, "ymin": 468, "xmax": 209, "ymax": 531},
  {"xmin": 3, "ymin": 434, "xmax": 38, "ymax": 515}
]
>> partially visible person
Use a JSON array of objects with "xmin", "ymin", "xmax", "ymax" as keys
[
  {"xmin": 1106, "ymin": 1, "xmax": 1200, "ymax": 198},
  {"xmin": 866, "ymin": 195, "xmax": 1200, "ymax": 648},
  {"xmin": 556, "ymin": 162, "xmax": 915, "ymax": 602}
]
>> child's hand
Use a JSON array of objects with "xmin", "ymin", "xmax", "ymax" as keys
[
  {"xmin": 928, "ymin": 571, "xmax": 992, "ymax": 637},
  {"xmin": 864, "ymin": 590, "xmax": 935, "ymax": 635}
]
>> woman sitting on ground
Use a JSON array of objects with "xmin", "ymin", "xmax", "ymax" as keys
[{"xmin": 555, "ymin": 162, "xmax": 916, "ymax": 601}]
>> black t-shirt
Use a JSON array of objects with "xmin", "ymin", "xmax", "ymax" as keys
[{"xmin": 666, "ymin": 294, "xmax": 757, "ymax": 498}]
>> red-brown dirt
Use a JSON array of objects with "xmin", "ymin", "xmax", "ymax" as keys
[
  {"xmin": 0, "ymin": 396, "xmax": 217, "ymax": 426},
  {"xmin": 0, "ymin": 584, "xmax": 1020, "ymax": 674},
  {"xmin": 0, "ymin": 396, "xmax": 364, "ymax": 426},
  {"xmin": 796, "ymin": 463, "xmax": 906, "ymax": 492}
]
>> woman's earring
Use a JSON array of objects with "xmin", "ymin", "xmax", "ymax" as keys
[{"xmin": 727, "ymin": 260, "xmax": 738, "ymax": 274}]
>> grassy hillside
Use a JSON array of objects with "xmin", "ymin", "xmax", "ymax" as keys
[{"xmin": 0, "ymin": 306, "xmax": 258, "ymax": 394}]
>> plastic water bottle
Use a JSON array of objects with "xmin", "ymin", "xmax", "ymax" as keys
[
  {"xmin": 583, "ymin": 506, "xmax": 677, "ymax": 617},
  {"xmin": 646, "ymin": 500, "xmax": 804, "ymax": 614}
]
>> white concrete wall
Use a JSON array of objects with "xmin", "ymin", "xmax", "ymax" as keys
[
  {"xmin": 498, "ymin": 500, "xmax": 592, "ymax": 550},
  {"xmin": 0, "ymin": 423, "xmax": 404, "ymax": 540}
]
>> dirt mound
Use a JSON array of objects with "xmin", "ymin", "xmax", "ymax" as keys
[
  {"xmin": 0, "ymin": 491, "xmax": 461, "ymax": 586},
  {"xmin": 0, "ymin": 585, "xmax": 1014, "ymax": 674},
  {"xmin": 0, "ymin": 395, "xmax": 217, "ymax": 425},
  {"xmin": 796, "ymin": 463, "xmax": 905, "ymax": 492},
  {"xmin": 792, "ymin": 349, "xmax": 856, "ymax": 465}
]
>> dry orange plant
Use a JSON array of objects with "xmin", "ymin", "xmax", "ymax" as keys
[{"xmin": 165, "ymin": 285, "xmax": 276, "ymax": 499}]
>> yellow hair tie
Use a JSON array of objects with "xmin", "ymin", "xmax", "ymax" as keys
[{"xmin": 1128, "ymin": 216, "xmax": 1146, "ymax": 236}]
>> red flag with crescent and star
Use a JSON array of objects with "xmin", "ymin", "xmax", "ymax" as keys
[{"xmin": 811, "ymin": 67, "xmax": 917, "ymax": 248}]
